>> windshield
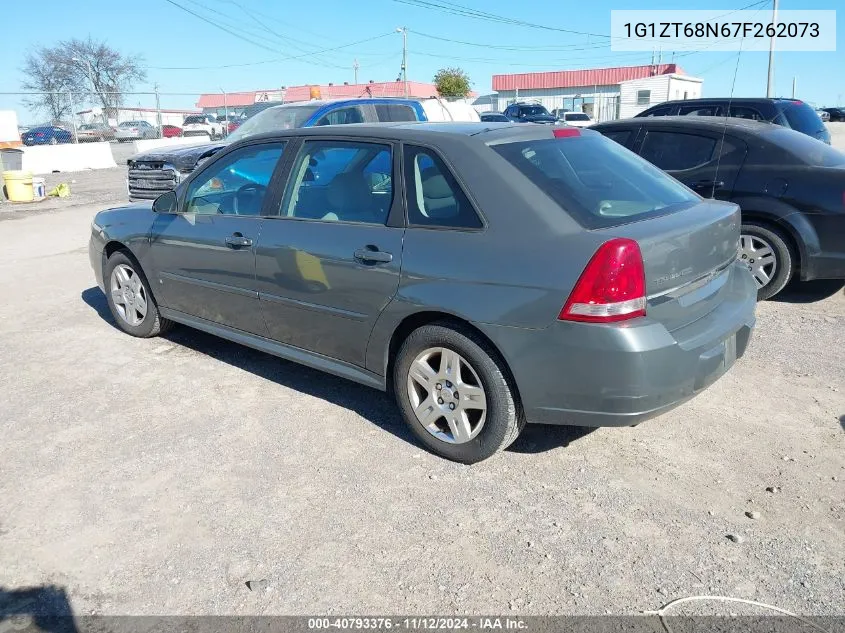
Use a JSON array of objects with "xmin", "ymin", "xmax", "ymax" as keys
[
  {"xmin": 566, "ymin": 113, "xmax": 591, "ymax": 121},
  {"xmin": 118, "ymin": 122, "xmax": 136, "ymax": 128},
  {"xmin": 183, "ymin": 115, "xmax": 206, "ymax": 125},
  {"xmin": 227, "ymin": 104, "xmax": 321, "ymax": 142},
  {"xmin": 492, "ymin": 134, "xmax": 698, "ymax": 229},
  {"xmin": 766, "ymin": 128, "xmax": 845, "ymax": 167},
  {"xmin": 780, "ymin": 102, "xmax": 825, "ymax": 134},
  {"xmin": 521, "ymin": 106, "xmax": 550, "ymax": 116}
]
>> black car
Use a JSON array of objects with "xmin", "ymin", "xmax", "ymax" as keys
[
  {"xmin": 502, "ymin": 102, "xmax": 557, "ymax": 124},
  {"xmin": 636, "ymin": 98, "xmax": 831, "ymax": 145},
  {"xmin": 592, "ymin": 117, "xmax": 845, "ymax": 299},
  {"xmin": 479, "ymin": 112, "xmax": 509, "ymax": 122},
  {"xmin": 821, "ymin": 107, "xmax": 845, "ymax": 122}
]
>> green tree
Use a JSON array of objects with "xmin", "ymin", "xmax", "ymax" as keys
[{"xmin": 433, "ymin": 67, "xmax": 471, "ymax": 99}]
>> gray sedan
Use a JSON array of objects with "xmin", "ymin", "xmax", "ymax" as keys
[
  {"xmin": 114, "ymin": 120, "xmax": 158, "ymax": 142},
  {"xmin": 89, "ymin": 123, "xmax": 757, "ymax": 463}
]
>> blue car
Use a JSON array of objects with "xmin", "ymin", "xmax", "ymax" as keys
[
  {"xmin": 127, "ymin": 98, "xmax": 428, "ymax": 200},
  {"xmin": 21, "ymin": 126, "xmax": 74, "ymax": 146}
]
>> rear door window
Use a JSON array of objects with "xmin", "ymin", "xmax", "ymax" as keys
[
  {"xmin": 642, "ymin": 105, "xmax": 673, "ymax": 117},
  {"xmin": 729, "ymin": 106, "xmax": 765, "ymax": 121},
  {"xmin": 639, "ymin": 131, "xmax": 717, "ymax": 171},
  {"xmin": 375, "ymin": 104, "xmax": 418, "ymax": 122},
  {"xmin": 491, "ymin": 134, "xmax": 699, "ymax": 229},
  {"xmin": 599, "ymin": 129, "xmax": 633, "ymax": 147},
  {"xmin": 677, "ymin": 104, "xmax": 722, "ymax": 117},
  {"xmin": 314, "ymin": 106, "xmax": 366, "ymax": 126}
]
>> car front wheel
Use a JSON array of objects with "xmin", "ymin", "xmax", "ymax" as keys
[
  {"xmin": 104, "ymin": 251, "xmax": 173, "ymax": 338},
  {"xmin": 739, "ymin": 222, "xmax": 795, "ymax": 300},
  {"xmin": 393, "ymin": 323, "xmax": 524, "ymax": 463}
]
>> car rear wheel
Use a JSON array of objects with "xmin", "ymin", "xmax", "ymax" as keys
[
  {"xmin": 104, "ymin": 251, "xmax": 173, "ymax": 338},
  {"xmin": 739, "ymin": 222, "xmax": 795, "ymax": 300},
  {"xmin": 393, "ymin": 323, "xmax": 524, "ymax": 463},
  {"xmin": 49, "ymin": 137, "xmax": 57, "ymax": 145}
]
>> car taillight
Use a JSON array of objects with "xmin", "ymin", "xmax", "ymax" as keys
[
  {"xmin": 553, "ymin": 127, "xmax": 580, "ymax": 138},
  {"xmin": 559, "ymin": 238, "xmax": 646, "ymax": 323},
  {"xmin": 36, "ymin": 132, "xmax": 44, "ymax": 137}
]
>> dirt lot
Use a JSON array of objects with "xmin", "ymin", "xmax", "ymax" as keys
[{"xmin": 0, "ymin": 155, "xmax": 843, "ymax": 618}]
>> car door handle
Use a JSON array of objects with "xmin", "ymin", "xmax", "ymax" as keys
[
  {"xmin": 225, "ymin": 234, "xmax": 253, "ymax": 248},
  {"xmin": 689, "ymin": 180, "xmax": 725, "ymax": 189},
  {"xmin": 354, "ymin": 247, "xmax": 393, "ymax": 264}
]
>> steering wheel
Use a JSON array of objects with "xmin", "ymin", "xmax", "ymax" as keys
[{"xmin": 233, "ymin": 183, "xmax": 267, "ymax": 215}]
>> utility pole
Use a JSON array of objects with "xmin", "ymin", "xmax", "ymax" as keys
[
  {"xmin": 353, "ymin": 58, "xmax": 359, "ymax": 84},
  {"xmin": 222, "ymin": 89, "xmax": 228, "ymax": 137},
  {"xmin": 154, "ymin": 82, "xmax": 162, "ymax": 138},
  {"xmin": 67, "ymin": 91, "xmax": 78, "ymax": 144},
  {"xmin": 791, "ymin": 76, "xmax": 796, "ymax": 99},
  {"xmin": 766, "ymin": 0, "xmax": 779, "ymax": 98},
  {"xmin": 397, "ymin": 27, "xmax": 408, "ymax": 97}
]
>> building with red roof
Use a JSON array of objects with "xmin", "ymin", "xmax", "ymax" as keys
[{"xmin": 491, "ymin": 64, "xmax": 702, "ymax": 121}]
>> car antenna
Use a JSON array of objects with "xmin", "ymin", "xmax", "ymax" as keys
[{"xmin": 712, "ymin": 40, "xmax": 744, "ymax": 200}]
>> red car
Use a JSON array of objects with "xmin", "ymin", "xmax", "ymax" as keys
[{"xmin": 161, "ymin": 125, "xmax": 182, "ymax": 138}]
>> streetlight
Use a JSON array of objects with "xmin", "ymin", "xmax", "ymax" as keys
[{"xmin": 396, "ymin": 27, "xmax": 408, "ymax": 98}]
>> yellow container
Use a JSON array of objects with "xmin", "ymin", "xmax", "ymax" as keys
[{"xmin": 3, "ymin": 170, "xmax": 34, "ymax": 202}]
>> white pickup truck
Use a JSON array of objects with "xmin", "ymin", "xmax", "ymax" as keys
[{"xmin": 181, "ymin": 114, "xmax": 225, "ymax": 140}]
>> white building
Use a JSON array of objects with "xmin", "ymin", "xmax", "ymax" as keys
[{"xmin": 491, "ymin": 64, "xmax": 703, "ymax": 122}]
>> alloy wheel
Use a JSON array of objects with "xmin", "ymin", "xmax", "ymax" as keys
[
  {"xmin": 109, "ymin": 263, "xmax": 148, "ymax": 326},
  {"xmin": 406, "ymin": 347, "xmax": 487, "ymax": 444},
  {"xmin": 739, "ymin": 234, "xmax": 777, "ymax": 289}
]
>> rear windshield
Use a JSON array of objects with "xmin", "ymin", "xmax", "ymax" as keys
[
  {"xmin": 492, "ymin": 134, "xmax": 699, "ymax": 229},
  {"xmin": 766, "ymin": 128, "xmax": 845, "ymax": 167},
  {"xmin": 565, "ymin": 113, "xmax": 591, "ymax": 121},
  {"xmin": 780, "ymin": 102, "xmax": 825, "ymax": 134},
  {"xmin": 227, "ymin": 104, "xmax": 320, "ymax": 142},
  {"xmin": 521, "ymin": 106, "xmax": 550, "ymax": 116}
]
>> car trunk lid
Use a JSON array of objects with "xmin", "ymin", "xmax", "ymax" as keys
[{"xmin": 593, "ymin": 200, "xmax": 741, "ymax": 332}]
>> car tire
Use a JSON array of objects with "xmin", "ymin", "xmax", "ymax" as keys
[
  {"xmin": 740, "ymin": 221, "xmax": 795, "ymax": 301},
  {"xmin": 104, "ymin": 251, "xmax": 173, "ymax": 338},
  {"xmin": 393, "ymin": 323, "xmax": 525, "ymax": 463},
  {"xmin": 49, "ymin": 137, "xmax": 58, "ymax": 145}
]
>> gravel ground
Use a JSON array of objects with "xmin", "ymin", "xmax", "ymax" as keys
[{"xmin": 0, "ymin": 139, "xmax": 842, "ymax": 619}]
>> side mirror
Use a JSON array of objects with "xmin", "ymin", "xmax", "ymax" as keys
[{"xmin": 152, "ymin": 190, "xmax": 178, "ymax": 214}]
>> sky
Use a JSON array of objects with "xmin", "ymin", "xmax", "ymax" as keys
[{"xmin": 1, "ymin": 0, "xmax": 843, "ymax": 122}]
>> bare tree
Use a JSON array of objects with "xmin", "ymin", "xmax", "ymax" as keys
[
  {"xmin": 21, "ymin": 48, "xmax": 83, "ymax": 122},
  {"xmin": 63, "ymin": 37, "xmax": 146, "ymax": 118},
  {"xmin": 21, "ymin": 37, "xmax": 145, "ymax": 122}
]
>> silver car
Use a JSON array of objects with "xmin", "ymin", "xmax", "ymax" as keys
[
  {"xmin": 89, "ymin": 123, "xmax": 757, "ymax": 463},
  {"xmin": 114, "ymin": 120, "xmax": 158, "ymax": 142}
]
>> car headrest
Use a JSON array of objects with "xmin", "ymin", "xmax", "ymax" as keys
[{"xmin": 420, "ymin": 167, "xmax": 453, "ymax": 200}]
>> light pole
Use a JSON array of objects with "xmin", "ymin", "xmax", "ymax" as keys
[
  {"xmin": 766, "ymin": 0, "xmax": 779, "ymax": 98},
  {"xmin": 221, "ymin": 88, "xmax": 228, "ymax": 138},
  {"xmin": 71, "ymin": 55, "xmax": 96, "ymax": 135},
  {"xmin": 396, "ymin": 27, "xmax": 408, "ymax": 98}
]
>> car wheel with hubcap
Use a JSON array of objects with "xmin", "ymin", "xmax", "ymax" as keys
[
  {"xmin": 104, "ymin": 251, "xmax": 173, "ymax": 338},
  {"xmin": 394, "ymin": 323, "xmax": 524, "ymax": 463},
  {"xmin": 739, "ymin": 222, "xmax": 795, "ymax": 300}
]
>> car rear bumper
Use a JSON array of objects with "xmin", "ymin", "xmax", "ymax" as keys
[{"xmin": 477, "ymin": 262, "xmax": 757, "ymax": 427}]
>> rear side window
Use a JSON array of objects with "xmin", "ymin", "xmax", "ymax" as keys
[
  {"xmin": 639, "ymin": 131, "xmax": 717, "ymax": 171},
  {"xmin": 765, "ymin": 128, "xmax": 845, "ymax": 167},
  {"xmin": 375, "ymin": 104, "xmax": 418, "ymax": 122},
  {"xmin": 403, "ymin": 145, "xmax": 482, "ymax": 229},
  {"xmin": 491, "ymin": 135, "xmax": 699, "ymax": 229},
  {"xmin": 780, "ymin": 102, "xmax": 825, "ymax": 134}
]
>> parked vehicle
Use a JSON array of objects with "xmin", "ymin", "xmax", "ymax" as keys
[
  {"xmin": 816, "ymin": 108, "xmax": 831, "ymax": 122},
  {"xmin": 480, "ymin": 112, "xmax": 510, "ymax": 122},
  {"xmin": 127, "ymin": 98, "xmax": 457, "ymax": 200},
  {"xmin": 502, "ymin": 102, "xmax": 557, "ymax": 124},
  {"xmin": 217, "ymin": 114, "xmax": 242, "ymax": 135},
  {"xmin": 820, "ymin": 107, "xmax": 845, "ymax": 122},
  {"xmin": 115, "ymin": 120, "xmax": 158, "ymax": 142},
  {"xmin": 21, "ymin": 125, "xmax": 73, "ymax": 146},
  {"xmin": 182, "ymin": 114, "xmax": 225, "ymax": 140},
  {"xmin": 77, "ymin": 123, "xmax": 115, "ymax": 142},
  {"xmin": 161, "ymin": 125, "xmax": 183, "ymax": 138},
  {"xmin": 91, "ymin": 123, "xmax": 756, "ymax": 463},
  {"xmin": 559, "ymin": 112, "xmax": 594, "ymax": 128},
  {"xmin": 636, "ymin": 98, "xmax": 831, "ymax": 144},
  {"xmin": 592, "ymin": 116, "xmax": 845, "ymax": 299}
]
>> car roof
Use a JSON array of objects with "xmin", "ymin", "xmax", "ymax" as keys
[
  {"xmin": 236, "ymin": 121, "xmax": 596, "ymax": 145},
  {"xmin": 594, "ymin": 116, "xmax": 777, "ymax": 134},
  {"xmin": 647, "ymin": 97, "xmax": 802, "ymax": 105}
]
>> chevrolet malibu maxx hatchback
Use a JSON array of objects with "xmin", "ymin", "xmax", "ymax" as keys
[{"xmin": 89, "ymin": 123, "xmax": 757, "ymax": 463}]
